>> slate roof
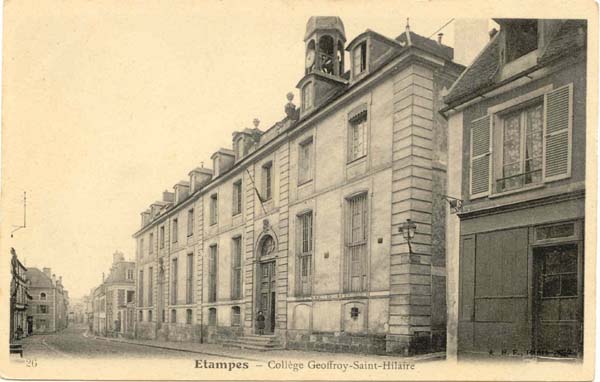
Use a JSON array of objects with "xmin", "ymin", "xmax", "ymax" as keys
[
  {"xmin": 538, "ymin": 19, "xmax": 587, "ymax": 64},
  {"xmin": 395, "ymin": 31, "xmax": 454, "ymax": 61},
  {"xmin": 26, "ymin": 268, "xmax": 53, "ymax": 288},
  {"xmin": 444, "ymin": 19, "xmax": 587, "ymax": 108}
]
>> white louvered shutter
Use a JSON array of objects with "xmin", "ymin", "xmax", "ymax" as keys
[
  {"xmin": 470, "ymin": 115, "xmax": 492, "ymax": 197},
  {"xmin": 544, "ymin": 84, "xmax": 573, "ymax": 181}
]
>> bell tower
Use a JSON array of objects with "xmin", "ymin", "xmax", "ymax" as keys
[
  {"xmin": 304, "ymin": 16, "xmax": 346, "ymax": 76},
  {"xmin": 297, "ymin": 17, "xmax": 347, "ymax": 115}
]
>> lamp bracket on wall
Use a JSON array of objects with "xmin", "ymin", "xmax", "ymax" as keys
[{"xmin": 441, "ymin": 194, "xmax": 463, "ymax": 214}]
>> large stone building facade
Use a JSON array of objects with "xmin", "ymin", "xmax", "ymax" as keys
[
  {"xmin": 91, "ymin": 251, "xmax": 136, "ymax": 337},
  {"xmin": 444, "ymin": 19, "xmax": 587, "ymax": 358},
  {"xmin": 26, "ymin": 267, "xmax": 69, "ymax": 334},
  {"xmin": 133, "ymin": 17, "xmax": 463, "ymax": 354}
]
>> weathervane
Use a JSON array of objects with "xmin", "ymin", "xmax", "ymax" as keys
[{"xmin": 11, "ymin": 191, "xmax": 27, "ymax": 238}]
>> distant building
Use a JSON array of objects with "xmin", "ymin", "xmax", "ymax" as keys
[
  {"xmin": 92, "ymin": 251, "xmax": 136, "ymax": 338},
  {"xmin": 443, "ymin": 19, "xmax": 587, "ymax": 358},
  {"xmin": 10, "ymin": 248, "xmax": 31, "ymax": 340},
  {"xmin": 133, "ymin": 16, "xmax": 464, "ymax": 354},
  {"xmin": 26, "ymin": 267, "xmax": 69, "ymax": 334}
]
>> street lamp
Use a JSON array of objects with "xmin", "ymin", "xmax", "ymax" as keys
[{"xmin": 398, "ymin": 219, "xmax": 417, "ymax": 254}]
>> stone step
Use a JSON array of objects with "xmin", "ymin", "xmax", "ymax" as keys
[
  {"xmin": 221, "ymin": 335, "xmax": 282, "ymax": 351},
  {"xmin": 222, "ymin": 341, "xmax": 284, "ymax": 351}
]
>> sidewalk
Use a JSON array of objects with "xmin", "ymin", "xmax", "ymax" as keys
[{"xmin": 91, "ymin": 333, "xmax": 445, "ymax": 363}]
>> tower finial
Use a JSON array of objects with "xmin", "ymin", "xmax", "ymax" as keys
[
  {"xmin": 253, "ymin": 118, "xmax": 260, "ymax": 128},
  {"xmin": 405, "ymin": 17, "xmax": 412, "ymax": 46}
]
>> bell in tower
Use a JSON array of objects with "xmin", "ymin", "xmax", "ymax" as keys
[
  {"xmin": 298, "ymin": 17, "xmax": 348, "ymax": 115},
  {"xmin": 304, "ymin": 16, "xmax": 346, "ymax": 77}
]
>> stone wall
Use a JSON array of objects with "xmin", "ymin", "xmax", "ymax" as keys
[
  {"xmin": 287, "ymin": 330, "xmax": 387, "ymax": 354},
  {"xmin": 136, "ymin": 322, "xmax": 157, "ymax": 340}
]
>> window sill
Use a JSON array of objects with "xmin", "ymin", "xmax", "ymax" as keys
[
  {"xmin": 347, "ymin": 155, "xmax": 367, "ymax": 166},
  {"xmin": 488, "ymin": 183, "xmax": 545, "ymax": 199},
  {"xmin": 298, "ymin": 179, "xmax": 313, "ymax": 187}
]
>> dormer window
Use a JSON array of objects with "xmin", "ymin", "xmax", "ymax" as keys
[
  {"xmin": 302, "ymin": 82, "xmax": 313, "ymax": 111},
  {"xmin": 353, "ymin": 41, "xmax": 367, "ymax": 77},
  {"xmin": 212, "ymin": 157, "xmax": 219, "ymax": 177},
  {"xmin": 236, "ymin": 138, "xmax": 244, "ymax": 161},
  {"xmin": 505, "ymin": 20, "xmax": 538, "ymax": 63}
]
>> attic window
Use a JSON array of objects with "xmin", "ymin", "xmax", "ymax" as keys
[
  {"xmin": 353, "ymin": 42, "xmax": 367, "ymax": 76},
  {"xmin": 302, "ymin": 82, "xmax": 313, "ymax": 111},
  {"xmin": 505, "ymin": 20, "xmax": 538, "ymax": 63}
]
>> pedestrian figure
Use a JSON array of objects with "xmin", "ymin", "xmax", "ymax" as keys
[{"xmin": 256, "ymin": 310, "xmax": 265, "ymax": 335}]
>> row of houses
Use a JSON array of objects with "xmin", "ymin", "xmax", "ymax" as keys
[
  {"xmin": 10, "ymin": 248, "xmax": 70, "ymax": 340},
  {"xmin": 127, "ymin": 17, "xmax": 586, "ymax": 357},
  {"xmin": 88, "ymin": 251, "xmax": 136, "ymax": 338}
]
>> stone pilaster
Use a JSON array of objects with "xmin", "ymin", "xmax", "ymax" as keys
[
  {"xmin": 388, "ymin": 64, "xmax": 435, "ymax": 354},
  {"xmin": 195, "ymin": 197, "xmax": 204, "ymax": 328},
  {"xmin": 243, "ymin": 166, "xmax": 256, "ymax": 333},
  {"xmin": 276, "ymin": 143, "xmax": 290, "ymax": 334}
]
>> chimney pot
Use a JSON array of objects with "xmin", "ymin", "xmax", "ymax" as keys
[
  {"xmin": 253, "ymin": 118, "xmax": 260, "ymax": 128},
  {"xmin": 437, "ymin": 33, "xmax": 444, "ymax": 45}
]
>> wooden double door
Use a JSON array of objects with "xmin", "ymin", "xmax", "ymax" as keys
[{"xmin": 257, "ymin": 260, "xmax": 276, "ymax": 334}]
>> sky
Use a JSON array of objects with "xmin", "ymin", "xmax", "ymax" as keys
[{"xmin": 1, "ymin": 1, "xmax": 500, "ymax": 299}]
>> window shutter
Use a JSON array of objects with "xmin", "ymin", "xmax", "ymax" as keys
[
  {"xmin": 470, "ymin": 115, "xmax": 492, "ymax": 197},
  {"xmin": 544, "ymin": 84, "xmax": 572, "ymax": 181}
]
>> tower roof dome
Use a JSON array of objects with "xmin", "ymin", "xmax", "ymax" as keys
[{"xmin": 304, "ymin": 16, "xmax": 346, "ymax": 41}]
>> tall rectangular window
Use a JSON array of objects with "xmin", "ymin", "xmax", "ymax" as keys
[
  {"xmin": 148, "ymin": 233, "xmax": 154, "ymax": 254},
  {"xmin": 298, "ymin": 138, "xmax": 313, "ymax": 185},
  {"xmin": 138, "ymin": 270, "xmax": 144, "ymax": 307},
  {"xmin": 186, "ymin": 253, "xmax": 194, "ymax": 304},
  {"xmin": 172, "ymin": 219, "xmax": 178, "ymax": 243},
  {"xmin": 231, "ymin": 237, "xmax": 242, "ymax": 300},
  {"xmin": 208, "ymin": 245, "xmax": 218, "ymax": 302},
  {"xmin": 187, "ymin": 209, "xmax": 194, "ymax": 237},
  {"xmin": 497, "ymin": 102, "xmax": 544, "ymax": 192},
  {"xmin": 171, "ymin": 258, "xmax": 178, "ymax": 304},
  {"xmin": 210, "ymin": 194, "xmax": 218, "ymax": 225},
  {"xmin": 345, "ymin": 193, "xmax": 368, "ymax": 292},
  {"xmin": 140, "ymin": 238, "xmax": 144, "ymax": 258},
  {"xmin": 148, "ymin": 267, "xmax": 153, "ymax": 306},
  {"xmin": 348, "ymin": 111, "xmax": 368, "ymax": 162},
  {"xmin": 353, "ymin": 42, "xmax": 367, "ymax": 76},
  {"xmin": 262, "ymin": 162, "xmax": 273, "ymax": 200},
  {"xmin": 296, "ymin": 212, "xmax": 313, "ymax": 296},
  {"xmin": 232, "ymin": 180, "xmax": 242, "ymax": 216},
  {"xmin": 160, "ymin": 226, "xmax": 165, "ymax": 248}
]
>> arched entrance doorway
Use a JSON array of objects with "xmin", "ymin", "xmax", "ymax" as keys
[{"xmin": 256, "ymin": 234, "xmax": 277, "ymax": 334}]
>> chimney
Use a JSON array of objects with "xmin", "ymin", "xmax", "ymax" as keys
[
  {"xmin": 43, "ymin": 267, "xmax": 52, "ymax": 278},
  {"xmin": 437, "ymin": 33, "xmax": 444, "ymax": 45},
  {"xmin": 113, "ymin": 251, "xmax": 125, "ymax": 264},
  {"xmin": 58, "ymin": 276, "xmax": 63, "ymax": 286},
  {"xmin": 52, "ymin": 274, "xmax": 56, "ymax": 285}
]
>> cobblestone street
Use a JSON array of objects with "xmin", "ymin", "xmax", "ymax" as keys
[{"xmin": 17, "ymin": 325, "xmax": 213, "ymax": 359}]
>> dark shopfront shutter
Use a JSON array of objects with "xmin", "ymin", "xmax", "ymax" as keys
[
  {"xmin": 470, "ymin": 115, "xmax": 492, "ymax": 197},
  {"xmin": 544, "ymin": 84, "xmax": 573, "ymax": 181}
]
